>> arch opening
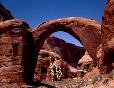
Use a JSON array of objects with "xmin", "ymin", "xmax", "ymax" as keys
[
  {"xmin": 44, "ymin": 31, "xmax": 85, "ymax": 64},
  {"xmin": 35, "ymin": 31, "xmax": 86, "ymax": 80},
  {"xmin": 32, "ymin": 17, "xmax": 101, "ymax": 81},
  {"xmin": 52, "ymin": 31, "xmax": 84, "ymax": 47}
]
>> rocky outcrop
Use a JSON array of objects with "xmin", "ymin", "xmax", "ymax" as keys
[
  {"xmin": 43, "ymin": 36, "xmax": 85, "ymax": 68},
  {"xmin": 0, "ymin": 19, "xmax": 37, "ymax": 86},
  {"xmin": 78, "ymin": 52, "xmax": 93, "ymax": 64},
  {"xmin": 98, "ymin": 0, "xmax": 114, "ymax": 73},
  {"xmin": 35, "ymin": 50, "xmax": 84, "ymax": 81},
  {"xmin": 35, "ymin": 50, "xmax": 68, "ymax": 81},
  {"xmin": 78, "ymin": 52, "xmax": 94, "ymax": 74},
  {"xmin": 0, "ymin": 3, "xmax": 14, "ymax": 21}
]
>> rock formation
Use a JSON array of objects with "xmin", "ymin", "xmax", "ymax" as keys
[
  {"xmin": 35, "ymin": 49, "xmax": 86, "ymax": 81},
  {"xmin": 35, "ymin": 50, "xmax": 64, "ymax": 81},
  {"xmin": 1, "ymin": 0, "xmax": 114, "ymax": 87},
  {"xmin": 32, "ymin": 17, "xmax": 101, "ymax": 67},
  {"xmin": 98, "ymin": 0, "xmax": 114, "ymax": 73},
  {"xmin": 43, "ymin": 36, "xmax": 85, "ymax": 68},
  {"xmin": 0, "ymin": 19, "xmax": 37, "ymax": 86},
  {"xmin": 78, "ymin": 51, "xmax": 93, "ymax": 73}
]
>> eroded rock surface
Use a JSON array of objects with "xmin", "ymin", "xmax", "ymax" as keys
[
  {"xmin": 1, "ymin": 0, "xmax": 114, "ymax": 87},
  {"xmin": 32, "ymin": 17, "xmax": 101, "ymax": 66},
  {"xmin": 35, "ymin": 50, "xmax": 63, "ymax": 81},
  {"xmin": 0, "ymin": 19, "xmax": 36, "ymax": 86},
  {"xmin": 98, "ymin": 0, "xmax": 114, "ymax": 73},
  {"xmin": 43, "ymin": 36, "xmax": 85, "ymax": 68},
  {"xmin": 35, "ymin": 50, "xmax": 84, "ymax": 81}
]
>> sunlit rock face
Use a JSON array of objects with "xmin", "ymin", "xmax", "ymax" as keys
[
  {"xmin": 0, "ymin": 3, "xmax": 37, "ymax": 85},
  {"xmin": 98, "ymin": 0, "xmax": 114, "ymax": 73},
  {"xmin": 0, "ymin": 19, "xmax": 37, "ymax": 86},
  {"xmin": 78, "ymin": 51, "xmax": 94, "ymax": 73}
]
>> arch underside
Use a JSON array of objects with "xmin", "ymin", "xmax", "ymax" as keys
[{"xmin": 32, "ymin": 17, "xmax": 101, "ymax": 65}]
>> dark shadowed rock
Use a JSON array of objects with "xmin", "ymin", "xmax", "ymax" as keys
[
  {"xmin": 43, "ymin": 36, "xmax": 85, "ymax": 68},
  {"xmin": 0, "ymin": 3, "xmax": 14, "ymax": 21}
]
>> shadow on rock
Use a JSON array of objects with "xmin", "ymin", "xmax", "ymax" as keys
[{"xmin": 30, "ymin": 81, "xmax": 56, "ymax": 88}]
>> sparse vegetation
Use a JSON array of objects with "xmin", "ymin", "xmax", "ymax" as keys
[{"xmin": 39, "ymin": 69, "xmax": 114, "ymax": 88}]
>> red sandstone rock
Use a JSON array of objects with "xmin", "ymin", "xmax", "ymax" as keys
[
  {"xmin": 78, "ymin": 52, "xmax": 94, "ymax": 75},
  {"xmin": 32, "ymin": 17, "xmax": 101, "ymax": 67},
  {"xmin": 1, "ymin": 0, "xmax": 114, "ymax": 87},
  {"xmin": 0, "ymin": 19, "xmax": 36, "ymax": 86},
  {"xmin": 35, "ymin": 49, "xmax": 85, "ymax": 81},
  {"xmin": 98, "ymin": 0, "xmax": 114, "ymax": 73},
  {"xmin": 43, "ymin": 36, "xmax": 85, "ymax": 68},
  {"xmin": 78, "ymin": 52, "xmax": 93, "ymax": 64},
  {"xmin": 35, "ymin": 50, "xmax": 66, "ymax": 81}
]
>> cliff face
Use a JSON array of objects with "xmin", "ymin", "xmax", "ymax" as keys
[
  {"xmin": 0, "ymin": 4, "xmax": 36, "ymax": 85},
  {"xmin": 0, "ymin": 3, "xmax": 14, "ymax": 21},
  {"xmin": 0, "ymin": 19, "xmax": 36, "ymax": 87},
  {"xmin": 98, "ymin": 0, "xmax": 114, "ymax": 73},
  {"xmin": 43, "ymin": 36, "xmax": 85, "ymax": 67}
]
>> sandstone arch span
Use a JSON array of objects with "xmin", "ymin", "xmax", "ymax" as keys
[{"xmin": 32, "ymin": 17, "xmax": 101, "ymax": 68}]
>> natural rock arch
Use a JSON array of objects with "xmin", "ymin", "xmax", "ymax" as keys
[{"xmin": 32, "ymin": 17, "xmax": 101, "ymax": 75}]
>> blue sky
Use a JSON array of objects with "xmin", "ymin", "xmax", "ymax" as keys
[{"xmin": 1, "ymin": 0, "xmax": 106, "ymax": 47}]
